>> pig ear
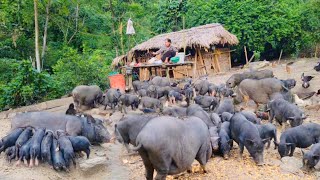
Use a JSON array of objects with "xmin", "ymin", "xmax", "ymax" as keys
[
  {"xmin": 211, "ymin": 137, "xmax": 220, "ymax": 142},
  {"xmin": 287, "ymin": 117, "xmax": 295, "ymax": 121},
  {"xmin": 285, "ymin": 143, "xmax": 293, "ymax": 148},
  {"xmin": 262, "ymin": 138, "xmax": 270, "ymax": 144},
  {"xmin": 245, "ymin": 139, "xmax": 254, "ymax": 146},
  {"xmin": 313, "ymin": 155, "xmax": 320, "ymax": 160},
  {"xmin": 86, "ymin": 116, "xmax": 96, "ymax": 124},
  {"xmin": 228, "ymin": 139, "xmax": 233, "ymax": 145},
  {"xmin": 302, "ymin": 114, "xmax": 307, "ymax": 120}
]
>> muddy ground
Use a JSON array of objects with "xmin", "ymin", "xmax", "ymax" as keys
[{"xmin": 0, "ymin": 58, "xmax": 319, "ymax": 180}]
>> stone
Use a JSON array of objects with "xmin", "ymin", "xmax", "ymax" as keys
[
  {"xmin": 79, "ymin": 157, "xmax": 107, "ymax": 173},
  {"xmin": 280, "ymin": 156, "xmax": 304, "ymax": 177},
  {"xmin": 314, "ymin": 171, "xmax": 320, "ymax": 179}
]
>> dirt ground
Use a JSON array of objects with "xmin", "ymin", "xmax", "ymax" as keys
[{"xmin": 0, "ymin": 58, "xmax": 319, "ymax": 180}]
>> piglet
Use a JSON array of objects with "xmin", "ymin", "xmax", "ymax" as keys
[
  {"xmin": 29, "ymin": 128, "xmax": 45, "ymax": 167},
  {"xmin": 57, "ymin": 131, "xmax": 76, "ymax": 169},
  {"xmin": 209, "ymin": 126, "xmax": 219, "ymax": 154},
  {"xmin": 5, "ymin": 146, "xmax": 16, "ymax": 163},
  {"xmin": 302, "ymin": 143, "xmax": 320, "ymax": 169},
  {"xmin": 41, "ymin": 130, "xmax": 53, "ymax": 165},
  {"xmin": 68, "ymin": 136, "xmax": 91, "ymax": 158},
  {"xmin": 15, "ymin": 127, "xmax": 32, "ymax": 159},
  {"xmin": 0, "ymin": 128, "xmax": 24, "ymax": 153},
  {"xmin": 51, "ymin": 138, "xmax": 67, "ymax": 171},
  {"xmin": 16, "ymin": 138, "xmax": 32, "ymax": 166},
  {"xmin": 255, "ymin": 123, "xmax": 277, "ymax": 149}
]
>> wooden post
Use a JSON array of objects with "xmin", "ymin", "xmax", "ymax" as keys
[
  {"xmin": 244, "ymin": 46, "xmax": 248, "ymax": 65},
  {"xmin": 228, "ymin": 51, "xmax": 232, "ymax": 70},
  {"xmin": 277, "ymin": 49, "xmax": 283, "ymax": 64},
  {"xmin": 193, "ymin": 50, "xmax": 198, "ymax": 78},
  {"xmin": 215, "ymin": 54, "xmax": 221, "ymax": 72},
  {"xmin": 197, "ymin": 48, "xmax": 206, "ymax": 75}
]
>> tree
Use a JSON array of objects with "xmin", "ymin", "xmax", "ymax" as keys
[
  {"xmin": 34, "ymin": 0, "xmax": 41, "ymax": 72},
  {"xmin": 41, "ymin": 0, "xmax": 51, "ymax": 68}
]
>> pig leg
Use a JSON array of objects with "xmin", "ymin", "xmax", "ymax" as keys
[
  {"xmin": 24, "ymin": 158, "xmax": 28, "ymax": 166},
  {"xmin": 85, "ymin": 148, "xmax": 90, "ymax": 159},
  {"xmin": 268, "ymin": 111, "xmax": 275, "ymax": 124},
  {"xmin": 139, "ymin": 150, "xmax": 154, "ymax": 180},
  {"xmin": 15, "ymin": 159, "xmax": 21, "ymax": 166},
  {"xmin": 124, "ymin": 143, "xmax": 133, "ymax": 153},
  {"xmin": 238, "ymin": 143, "xmax": 244, "ymax": 160},
  {"xmin": 35, "ymin": 157, "xmax": 39, "ymax": 166},
  {"xmin": 281, "ymin": 123, "xmax": 286, "ymax": 132},
  {"xmin": 200, "ymin": 165, "xmax": 208, "ymax": 173},
  {"xmin": 187, "ymin": 166, "xmax": 193, "ymax": 173},
  {"xmin": 243, "ymin": 95, "xmax": 250, "ymax": 107},
  {"xmin": 266, "ymin": 140, "xmax": 271, "ymax": 149},
  {"xmin": 29, "ymin": 158, "xmax": 34, "ymax": 168},
  {"xmin": 289, "ymin": 145, "xmax": 296, "ymax": 156}
]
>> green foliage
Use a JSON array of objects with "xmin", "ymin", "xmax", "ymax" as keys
[
  {"xmin": 0, "ymin": 60, "xmax": 62, "ymax": 110},
  {"xmin": 185, "ymin": 0, "xmax": 304, "ymax": 56},
  {"xmin": 153, "ymin": 0, "xmax": 187, "ymax": 33},
  {"xmin": 52, "ymin": 46, "xmax": 111, "ymax": 94}
]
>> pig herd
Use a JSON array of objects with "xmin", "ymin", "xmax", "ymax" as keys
[
  {"xmin": 1, "ymin": 67, "xmax": 319, "ymax": 178},
  {"xmin": 0, "ymin": 112, "xmax": 111, "ymax": 172},
  {"xmin": 69, "ymin": 70, "xmax": 320, "ymax": 179},
  {"xmin": 0, "ymin": 126, "xmax": 91, "ymax": 171}
]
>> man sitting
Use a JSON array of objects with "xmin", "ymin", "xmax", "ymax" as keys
[{"xmin": 152, "ymin": 38, "xmax": 178, "ymax": 63}]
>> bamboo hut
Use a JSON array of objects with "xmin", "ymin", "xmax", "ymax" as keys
[{"xmin": 113, "ymin": 23, "xmax": 239, "ymax": 79}]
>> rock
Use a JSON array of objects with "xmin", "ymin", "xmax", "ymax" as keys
[
  {"xmin": 280, "ymin": 156, "xmax": 304, "ymax": 177},
  {"xmin": 315, "ymin": 160, "xmax": 320, "ymax": 170},
  {"xmin": 314, "ymin": 171, "xmax": 320, "ymax": 179},
  {"xmin": 95, "ymin": 151, "xmax": 106, "ymax": 157},
  {"xmin": 79, "ymin": 157, "xmax": 107, "ymax": 173}
]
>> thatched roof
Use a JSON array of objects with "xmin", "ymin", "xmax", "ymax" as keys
[
  {"xmin": 131, "ymin": 23, "xmax": 238, "ymax": 51},
  {"xmin": 111, "ymin": 55, "xmax": 126, "ymax": 67}
]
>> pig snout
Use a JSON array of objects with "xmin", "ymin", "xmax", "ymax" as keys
[
  {"xmin": 223, "ymin": 154, "xmax": 229, "ymax": 160},
  {"xmin": 253, "ymin": 154, "xmax": 264, "ymax": 166}
]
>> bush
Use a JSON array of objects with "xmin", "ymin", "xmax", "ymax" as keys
[
  {"xmin": 0, "ymin": 60, "xmax": 63, "ymax": 110},
  {"xmin": 0, "ymin": 58, "xmax": 20, "ymax": 84},
  {"xmin": 52, "ymin": 46, "xmax": 111, "ymax": 95}
]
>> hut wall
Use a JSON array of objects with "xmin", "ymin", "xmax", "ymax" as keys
[
  {"xmin": 216, "ymin": 48, "xmax": 231, "ymax": 72},
  {"xmin": 202, "ymin": 51, "xmax": 215, "ymax": 75}
]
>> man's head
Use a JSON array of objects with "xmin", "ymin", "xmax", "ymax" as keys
[{"xmin": 165, "ymin": 38, "xmax": 171, "ymax": 47}]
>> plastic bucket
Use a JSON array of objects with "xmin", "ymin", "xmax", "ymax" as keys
[
  {"xmin": 177, "ymin": 52, "xmax": 185, "ymax": 63},
  {"xmin": 108, "ymin": 74, "xmax": 125, "ymax": 91}
]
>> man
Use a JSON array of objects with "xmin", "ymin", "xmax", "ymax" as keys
[{"xmin": 153, "ymin": 38, "xmax": 178, "ymax": 63}]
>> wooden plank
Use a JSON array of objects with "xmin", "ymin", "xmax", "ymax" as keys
[{"xmin": 214, "ymin": 53, "xmax": 221, "ymax": 72}]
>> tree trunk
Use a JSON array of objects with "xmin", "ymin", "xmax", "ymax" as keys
[
  {"xmin": 34, "ymin": 0, "xmax": 41, "ymax": 72},
  {"xmin": 67, "ymin": 2, "xmax": 79, "ymax": 44},
  {"xmin": 109, "ymin": 0, "xmax": 119, "ymax": 57},
  {"xmin": 41, "ymin": 0, "xmax": 51, "ymax": 69}
]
